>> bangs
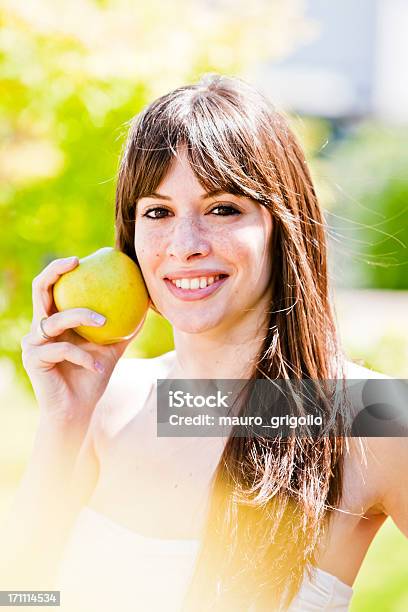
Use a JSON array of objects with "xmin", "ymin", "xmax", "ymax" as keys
[{"xmin": 130, "ymin": 88, "xmax": 273, "ymax": 206}]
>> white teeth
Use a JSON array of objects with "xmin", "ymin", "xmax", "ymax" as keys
[{"xmin": 170, "ymin": 275, "xmax": 223, "ymax": 290}]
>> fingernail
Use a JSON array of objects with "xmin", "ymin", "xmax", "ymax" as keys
[
  {"xmin": 94, "ymin": 360, "xmax": 105, "ymax": 374},
  {"xmin": 66, "ymin": 256, "xmax": 78, "ymax": 264},
  {"xmin": 91, "ymin": 312, "xmax": 106, "ymax": 325}
]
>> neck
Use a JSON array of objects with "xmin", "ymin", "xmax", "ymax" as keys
[{"xmin": 169, "ymin": 302, "xmax": 270, "ymax": 381}]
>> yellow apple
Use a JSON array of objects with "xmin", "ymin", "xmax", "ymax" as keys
[{"xmin": 53, "ymin": 247, "xmax": 149, "ymax": 345}]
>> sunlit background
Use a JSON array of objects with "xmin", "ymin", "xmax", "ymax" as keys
[{"xmin": 1, "ymin": 1, "xmax": 407, "ymax": 610}]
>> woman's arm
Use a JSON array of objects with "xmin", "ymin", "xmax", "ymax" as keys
[
  {"xmin": 0, "ymin": 255, "xmax": 143, "ymax": 590},
  {"xmin": 0, "ymin": 406, "xmax": 101, "ymax": 590},
  {"xmin": 345, "ymin": 362, "xmax": 408, "ymax": 535},
  {"xmin": 376, "ymin": 436, "xmax": 408, "ymax": 537},
  {"xmin": 0, "ymin": 354, "xmax": 147, "ymax": 591}
]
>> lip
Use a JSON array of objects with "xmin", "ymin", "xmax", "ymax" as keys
[
  {"xmin": 164, "ymin": 276, "xmax": 229, "ymax": 301},
  {"xmin": 163, "ymin": 269, "xmax": 230, "ymax": 280}
]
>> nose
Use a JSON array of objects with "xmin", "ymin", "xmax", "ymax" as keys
[{"xmin": 166, "ymin": 217, "xmax": 211, "ymax": 262}]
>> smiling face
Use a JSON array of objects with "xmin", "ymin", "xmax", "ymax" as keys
[{"xmin": 134, "ymin": 149, "xmax": 273, "ymax": 335}]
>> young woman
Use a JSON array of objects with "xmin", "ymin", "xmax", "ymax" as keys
[{"xmin": 3, "ymin": 74, "xmax": 407, "ymax": 611}]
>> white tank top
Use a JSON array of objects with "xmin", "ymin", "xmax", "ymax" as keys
[{"xmin": 55, "ymin": 506, "xmax": 353, "ymax": 612}]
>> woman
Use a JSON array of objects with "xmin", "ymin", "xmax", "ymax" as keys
[{"xmin": 3, "ymin": 74, "xmax": 407, "ymax": 611}]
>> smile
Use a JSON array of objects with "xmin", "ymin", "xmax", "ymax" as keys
[{"xmin": 163, "ymin": 274, "xmax": 229, "ymax": 301}]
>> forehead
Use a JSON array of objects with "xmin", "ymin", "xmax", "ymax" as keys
[
  {"xmin": 148, "ymin": 151, "xmax": 253, "ymax": 204},
  {"xmin": 157, "ymin": 152, "xmax": 199, "ymax": 188}
]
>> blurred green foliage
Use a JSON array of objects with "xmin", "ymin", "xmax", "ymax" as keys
[
  {"xmin": 323, "ymin": 123, "xmax": 408, "ymax": 289},
  {"xmin": 0, "ymin": 0, "xmax": 315, "ymax": 385},
  {"xmin": 350, "ymin": 519, "xmax": 408, "ymax": 612},
  {"xmin": 125, "ymin": 309, "xmax": 174, "ymax": 360}
]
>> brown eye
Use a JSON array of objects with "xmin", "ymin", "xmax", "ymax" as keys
[
  {"xmin": 210, "ymin": 205, "xmax": 241, "ymax": 216},
  {"xmin": 143, "ymin": 207, "xmax": 171, "ymax": 219}
]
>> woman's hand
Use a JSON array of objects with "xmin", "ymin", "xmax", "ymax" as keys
[{"xmin": 21, "ymin": 256, "xmax": 146, "ymax": 428}]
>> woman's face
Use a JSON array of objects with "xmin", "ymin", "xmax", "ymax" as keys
[{"xmin": 134, "ymin": 149, "xmax": 273, "ymax": 335}]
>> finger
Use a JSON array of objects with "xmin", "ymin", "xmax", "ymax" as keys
[
  {"xmin": 30, "ymin": 308, "xmax": 106, "ymax": 346},
  {"xmin": 31, "ymin": 256, "xmax": 79, "ymax": 324},
  {"xmin": 24, "ymin": 341, "xmax": 101, "ymax": 374}
]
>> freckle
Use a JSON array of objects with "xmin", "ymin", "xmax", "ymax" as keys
[{"xmin": 174, "ymin": 483, "xmax": 178, "ymax": 488}]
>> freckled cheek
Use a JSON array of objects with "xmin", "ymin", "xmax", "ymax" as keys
[
  {"xmin": 235, "ymin": 234, "xmax": 271, "ymax": 289},
  {"xmin": 231, "ymin": 226, "xmax": 269, "ymax": 263},
  {"xmin": 134, "ymin": 231, "xmax": 164, "ymax": 278},
  {"xmin": 211, "ymin": 221, "xmax": 255, "ymax": 250}
]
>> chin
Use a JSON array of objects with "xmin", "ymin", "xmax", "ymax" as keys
[{"xmin": 167, "ymin": 311, "xmax": 226, "ymax": 334}]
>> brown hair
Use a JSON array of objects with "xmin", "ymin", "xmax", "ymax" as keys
[{"xmin": 115, "ymin": 73, "xmax": 349, "ymax": 610}]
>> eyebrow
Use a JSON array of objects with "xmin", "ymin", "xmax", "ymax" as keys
[{"xmin": 140, "ymin": 188, "xmax": 229, "ymax": 201}]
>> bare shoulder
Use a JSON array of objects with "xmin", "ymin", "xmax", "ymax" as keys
[
  {"xmin": 342, "ymin": 358, "xmax": 391, "ymax": 427},
  {"xmin": 92, "ymin": 350, "xmax": 176, "ymax": 444},
  {"xmin": 344, "ymin": 359, "xmax": 391, "ymax": 380}
]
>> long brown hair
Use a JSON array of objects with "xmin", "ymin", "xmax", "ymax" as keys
[{"xmin": 115, "ymin": 74, "xmax": 349, "ymax": 611}]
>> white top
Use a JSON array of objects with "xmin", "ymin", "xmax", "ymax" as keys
[{"xmin": 55, "ymin": 506, "xmax": 353, "ymax": 612}]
